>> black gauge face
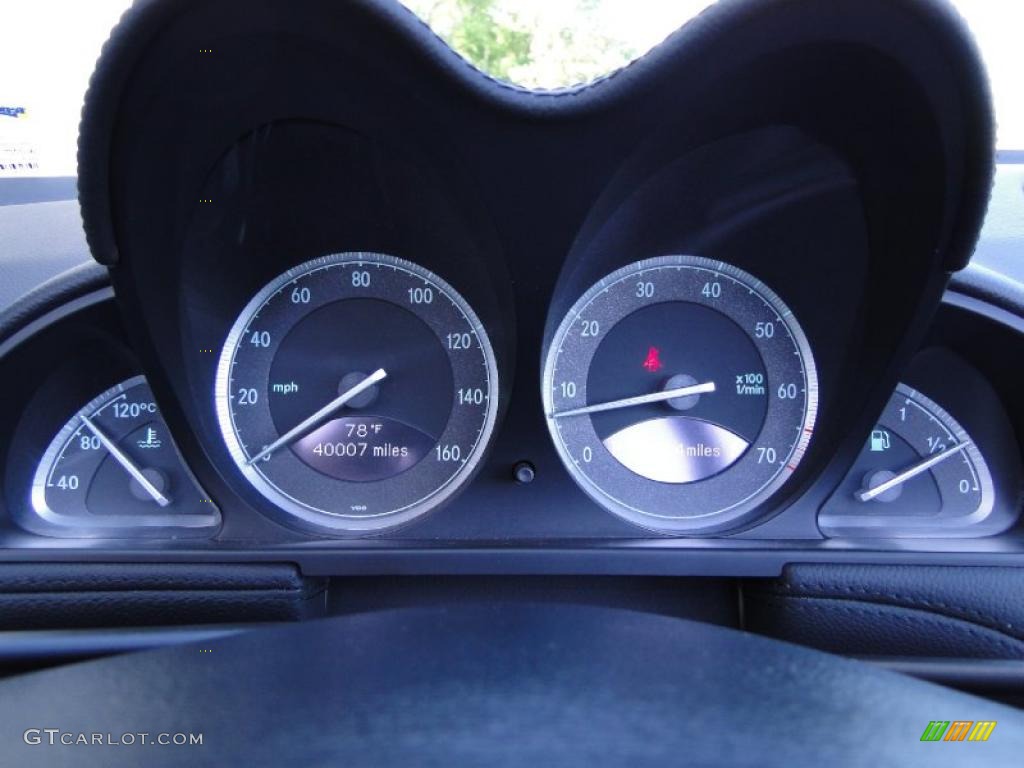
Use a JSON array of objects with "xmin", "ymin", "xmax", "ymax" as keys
[
  {"xmin": 820, "ymin": 384, "xmax": 994, "ymax": 534},
  {"xmin": 543, "ymin": 255, "xmax": 818, "ymax": 533},
  {"xmin": 28, "ymin": 376, "xmax": 218, "ymax": 537},
  {"xmin": 215, "ymin": 252, "xmax": 499, "ymax": 533}
]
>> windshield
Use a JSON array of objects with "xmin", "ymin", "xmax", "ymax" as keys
[{"xmin": 1, "ymin": 0, "xmax": 1021, "ymax": 177}]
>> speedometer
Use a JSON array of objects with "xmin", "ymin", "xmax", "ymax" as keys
[
  {"xmin": 543, "ymin": 255, "xmax": 818, "ymax": 533},
  {"xmin": 215, "ymin": 252, "xmax": 499, "ymax": 533}
]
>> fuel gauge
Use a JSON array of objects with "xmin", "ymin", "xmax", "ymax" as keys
[
  {"xmin": 820, "ymin": 384, "xmax": 995, "ymax": 536},
  {"xmin": 24, "ymin": 376, "xmax": 219, "ymax": 537}
]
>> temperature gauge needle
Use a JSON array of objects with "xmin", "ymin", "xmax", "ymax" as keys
[
  {"xmin": 246, "ymin": 368, "xmax": 387, "ymax": 464},
  {"xmin": 552, "ymin": 381, "xmax": 716, "ymax": 419},
  {"xmin": 80, "ymin": 414, "xmax": 171, "ymax": 507},
  {"xmin": 855, "ymin": 441, "xmax": 971, "ymax": 502}
]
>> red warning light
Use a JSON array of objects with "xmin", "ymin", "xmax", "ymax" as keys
[{"xmin": 642, "ymin": 346, "xmax": 662, "ymax": 373}]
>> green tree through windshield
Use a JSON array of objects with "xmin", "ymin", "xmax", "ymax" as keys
[
  {"xmin": 447, "ymin": 0, "xmax": 532, "ymax": 81},
  {"xmin": 407, "ymin": 0, "xmax": 638, "ymax": 87}
]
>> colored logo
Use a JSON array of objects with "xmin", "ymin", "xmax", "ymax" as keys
[
  {"xmin": 0, "ymin": 107, "xmax": 27, "ymax": 119},
  {"xmin": 920, "ymin": 720, "xmax": 996, "ymax": 742}
]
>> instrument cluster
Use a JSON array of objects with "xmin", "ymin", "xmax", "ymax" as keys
[
  {"xmin": 0, "ymin": 0, "xmax": 1020, "ymax": 574},
  {"xmin": 1, "ymin": 237, "xmax": 1020, "ymax": 548}
]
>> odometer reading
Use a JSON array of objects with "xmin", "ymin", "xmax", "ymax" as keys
[
  {"xmin": 542, "ymin": 255, "xmax": 818, "ymax": 533},
  {"xmin": 215, "ymin": 252, "xmax": 498, "ymax": 533}
]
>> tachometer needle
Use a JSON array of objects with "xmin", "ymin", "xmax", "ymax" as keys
[
  {"xmin": 855, "ymin": 441, "xmax": 971, "ymax": 502},
  {"xmin": 246, "ymin": 368, "xmax": 388, "ymax": 464},
  {"xmin": 552, "ymin": 381, "xmax": 716, "ymax": 419},
  {"xmin": 80, "ymin": 414, "xmax": 171, "ymax": 507}
]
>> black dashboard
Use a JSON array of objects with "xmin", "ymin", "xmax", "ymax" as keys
[{"xmin": 2, "ymin": 0, "xmax": 1023, "ymax": 579}]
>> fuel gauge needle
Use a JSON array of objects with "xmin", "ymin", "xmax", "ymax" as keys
[
  {"xmin": 855, "ymin": 441, "xmax": 971, "ymax": 502},
  {"xmin": 80, "ymin": 414, "xmax": 171, "ymax": 507},
  {"xmin": 246, "ymin": 368, "xmax": 387, "ymax": 464}
]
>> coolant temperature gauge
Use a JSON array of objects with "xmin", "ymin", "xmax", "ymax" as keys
[
  {"xmin": 25, "ymin": 376, "xmax": 219, "ymax": 537},
  {"xmin": 820, "ymin": 384, "xmax": 994, "ymax": 536}
]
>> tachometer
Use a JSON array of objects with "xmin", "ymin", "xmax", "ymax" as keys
[
  {"xmin": 543, "ymin": 255, "xmax": 818, "ymax": 533},
  {"xmin": 215, "ymin": 252, "xmax": 498, "ymax": 533}
]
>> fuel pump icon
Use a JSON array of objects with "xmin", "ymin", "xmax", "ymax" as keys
[{"xmin": 869, "ymin": 429, "xmax": 890, "ymax": 452}]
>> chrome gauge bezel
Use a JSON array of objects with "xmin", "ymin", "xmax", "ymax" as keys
[
  {"xmin": 214, "ymin": 252, "xmax": 500, "ymax": 534},
  {"xmin": 890, "ymin": 383, "xmax": 995, "ymax": 525},
  {"xmin": 542, "ymin": 255, "xmax": 819, "ymax": 534},
  {"xmin": 28, "ymin": 375, "xmax": 219, "ymax": 536},
  {"xmin": 818, "ymin": 383, "xmax": 996, "ymax": 536}
]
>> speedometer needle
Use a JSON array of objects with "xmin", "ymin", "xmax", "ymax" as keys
[
  {"xmin": 246, "ymin": 368, "xmax": 388, "ymax": 464},
  {"xmin": 80, "ymin": 414, "xmax": 171, "ymax": 507},
  {"xmin": 855, "ymin": 441, "xmax": 971, "ymax": 502},
  {"xmin": 552, "ymin": 381, "xmax": 716, "ymax": 418}
]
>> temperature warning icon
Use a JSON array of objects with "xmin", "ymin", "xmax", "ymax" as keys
[{"xmin": 137, "ymin": 427, "xmax": 162, "ymax": 450}]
